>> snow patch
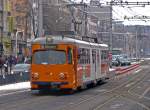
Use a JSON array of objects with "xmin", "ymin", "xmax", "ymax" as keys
[
  {"xmin": 0, "ymin": 82, "xmax": 30, "ymax": 91},
  {"xmin": 109, "ymin": 68, "xmax": 116, "ymax": 72}
]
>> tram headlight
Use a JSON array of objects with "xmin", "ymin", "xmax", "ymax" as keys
[
  {"xmin": 32, "ymin": 72, "xmax": 39, "ymax": 80},
  {"xmin": 59, "ymin": 73, "xmax": 66, "ymax": 80}
]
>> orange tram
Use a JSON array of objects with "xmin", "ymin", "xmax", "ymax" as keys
[{"xmin": 31, "ymin": 35, "xmax": 109, "ymax": 93}]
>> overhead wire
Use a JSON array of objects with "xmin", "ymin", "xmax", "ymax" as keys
[
  {"xmin": 113, "ymin": 0, "xmax": 150, "ymax": 24},
  {"xmin": 112, "ymin": 8, "xmax": 124, "ymax": 20},
  {"xmin": 123, "ymin": 2, "xmax": 150, "ymax": 23}
]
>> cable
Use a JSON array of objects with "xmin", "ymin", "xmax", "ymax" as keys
[
  {"xmin": 112, "ymin": 8, "xmax": 124, "ymax": 19},
  {"xmin": 124, "ymin": 5, "xmax": 150, "ymax": 22}
]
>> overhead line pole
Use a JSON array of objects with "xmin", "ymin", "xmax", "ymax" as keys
[
  {"xmin": 109, "ymin": 0, "xmax": 113, "ymax": 51},
  {"xmin": 135, "ymin": 29, "xmax": 138, "ymax": 60}
]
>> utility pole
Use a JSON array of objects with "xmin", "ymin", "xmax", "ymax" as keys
[
  {"xmin": 109, "ymin": 0, "xmax": 113, "ymax": 51},
  {"xmin": 84, "ymin": 3, "xmax": 88, "ymax": 38},
  {"xmin": 67, "ymin": 3, "xmax": 88, "ymax": 39},
  {"xmin": 38, "ymin": 0, "xmax": 43, "ymax": 38},
  {"xmin": 0, "ymin": 0, "xmax": 3, "ymax": 55},
  {"xmin": 135, "ymin": 28, "xmax": 138, "ymax": 60}
]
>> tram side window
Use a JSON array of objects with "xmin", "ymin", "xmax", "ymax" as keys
[
  {"xmin": 68, "ymin": 48, "xmax": 72, "ymax": 64},
  {"xmin": 97, "ymin": 50, "xmax": 100, "ymax": 63},
  {"xmin": 78, "ymin": 48, "xmax": 90, "ymax": 64},
  {"xmin": 101, "ymin": 50, "xmax": 108, "ymax": 60},
  {"xmin": 92, "ymin": 50, "xmax": 96, "ymax": 64},
  {"xmin": 86, "ymin": 49, "xmax": 90, "ymax": 64}
]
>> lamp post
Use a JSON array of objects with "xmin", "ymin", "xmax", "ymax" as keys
[{"xmin": 15, "ymin": 30, "xmax": 24, "ymax": 58}]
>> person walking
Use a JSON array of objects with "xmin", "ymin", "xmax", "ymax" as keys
[
  {"xmin": 4, "ymin": 57, "xmax": 8, "ymax": 74},
  {"xmin": 0, "ymin": 55, "xmax": 3, "ymax": 74},
  {"xmin": 8, "ymin": 55, "xmax": 13, "ymax": 73}
]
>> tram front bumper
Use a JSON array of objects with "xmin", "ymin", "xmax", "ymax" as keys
[{"xmin": 31, "ymin": 81, "xmax": 68, "ymax": 88}]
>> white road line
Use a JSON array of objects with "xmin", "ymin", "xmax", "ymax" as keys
[
  {"xmin": 139, "ymin": 87, "xmax": 150, "ymax": 99},
  {"xmin": 134, "ymin": 69, "xmax": 142, "ymax": 74},
  {"xmin": 125, "ymin": 82, "xmax": 136, "ymax": 88},
  {"xmin": 0, "ymin": 89, "xmax": 30, "ymax": 97}
]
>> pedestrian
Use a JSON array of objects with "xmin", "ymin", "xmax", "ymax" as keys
[
  {"xmin": 8, "ymin": 55, "xmax": 13, "ymax": 72},
  {"xmin": 0, "ymin": 55, "xmax": 3, "ymax": 74},
  {"xmin": 4, "ymin": 58, "xmax": 8, "ymax": 74}
]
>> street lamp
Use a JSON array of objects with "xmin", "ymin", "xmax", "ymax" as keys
[{"xmin": 15, "ymin": 30, "xmax": 24, "ymax": 57}]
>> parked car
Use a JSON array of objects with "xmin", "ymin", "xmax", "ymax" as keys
[
  {"xmin": 118, "ymin": 58, "xmax": 131, "ymax": 66},
  {"xmin": 111, "ymin": 57, "xmax": 120, "ymax": 66},
  {"xmin": 24, "ymin": 57, "xmax": 31, "ymax": 64},
  {"xmin": 11, "ymin": 64, "xmax": 30, "ymax": 74}
]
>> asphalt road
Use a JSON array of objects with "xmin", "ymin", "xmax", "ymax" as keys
[{"xmin": 0, "ymin": 61, "xmax": 150, "ymax": 110}]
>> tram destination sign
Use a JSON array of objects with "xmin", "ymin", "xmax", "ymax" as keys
[{"xmin": 44, "ymin": 44, "xmax": 57, "ymax": 49}]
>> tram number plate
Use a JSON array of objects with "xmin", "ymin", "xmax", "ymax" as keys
[{"xmin": 51, "ymin": 85, "xmax": 58, "ymax": 88}]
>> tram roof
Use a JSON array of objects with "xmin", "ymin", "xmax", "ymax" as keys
[{"xmin": 32, "ymin": 35, "xmax": 108, "ymax": 48}]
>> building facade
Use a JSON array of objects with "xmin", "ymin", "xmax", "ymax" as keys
[
  {"xmin": 0, "ymin": 0, "xmax": 12, "ymax": 55},
  {"xmin": 8, "ymin": 0, "xmax": 31, "ymax": 56},
  {"xmin": 42, "ymin": 0, "xmax": 73, "ymax": 35},
  {"xmin": 89, "ymin": 0, "xmax": 111, "ymax": 44}
]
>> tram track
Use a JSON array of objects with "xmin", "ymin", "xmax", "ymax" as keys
[
  {"xmin": 92, "ymin": 67, "xmax": 150, "ymax": 110},
  {"xmin": 58, "ymin": 67, "xmax": 150, "ymax": 110},
  {"xmin": 127, "ymin": 74, "xmax": 150, "ymax": 101}
]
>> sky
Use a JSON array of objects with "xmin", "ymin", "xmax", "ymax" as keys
[{"xmin": 73, "ymin": 0, "xmax": 150, "ymax": 25}]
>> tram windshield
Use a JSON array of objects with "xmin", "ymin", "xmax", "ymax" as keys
[{"xmin": 33, "ymin": 50, "xmax": 66, "ymax": 64}]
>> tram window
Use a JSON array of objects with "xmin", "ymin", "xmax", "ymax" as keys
[
  {"xmin": 33, "ymin": 50, "xmax": 66, "ymax": 64},
  {"xmin": 92, "ymin": 50, "xmax": 96, "ymax": 64},
  {"xmin": 78, "ymin": 48, "xmax": 90, "ymax": 64},
  {"xmin": 97, "ymin": 50, "xmax": 100, "ymax": 63},
  {"xmin": 68, "ymin": 48, "xmax": 72, "ymax": 64},
  {"xmin": 101, "ymin": 50, "xmax": 108, "ymax": 60}
]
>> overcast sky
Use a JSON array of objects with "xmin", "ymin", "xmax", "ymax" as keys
[{"xmin": 73, "ymin": 0, "xmax": 150, "ymax": 25}]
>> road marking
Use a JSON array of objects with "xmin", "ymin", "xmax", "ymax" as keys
[
  {"xmin": 134, "ymin": 69, "xmax": 142, "ymax": 74},
  {"xmin": 147, "ymin": 79, "xmax": 150, "ymax": 82},
  {"xmin": 125, "ymin": 82, "xmax": 136, "ymax": 88},
  {"xmin": 137, "ymin": 86, "xmax": 141, "ymax": 89},
  {"xmin": 0, "ymin": 89, "xmax": 30, "ymax": 97},
  {"xmin": 139, "ymin": 87, "xmax": 150, "ymax": 99},
  {"xmin": 95, "ymin": 89, "xmax": 107, "ymax": 92},
  {"xmin": 93, "ymin": 96, "xmax": 119, "ymax": 110},
  {"xmin": 111, "ymin": 103, "xmax": 124, "ymax": 109}
]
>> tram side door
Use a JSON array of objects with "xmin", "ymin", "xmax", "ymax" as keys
[
  {"xmin": 96, "ymin": 49, "xmax": 101, "ymax": 79},
  {"xmin": 67, "ymin": 46, "xmax": 77, "ymax": 86},
  {"xmin": 91, "ymin": 49, "xmax": 97, "ymax": 80}
]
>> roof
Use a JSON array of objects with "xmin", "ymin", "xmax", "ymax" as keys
[{"xmin": 32, "ymin": 35, "xmax": 108, "ymax": 48}]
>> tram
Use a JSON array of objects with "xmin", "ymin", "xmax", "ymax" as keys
[{"xmin": 31, "ymin": 35, "xmax": 109, "ymax": 92}]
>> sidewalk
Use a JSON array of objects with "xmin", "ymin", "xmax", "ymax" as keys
[{"xmin": 0, "ymin": 81, "xmax": 30, "ymax": 91}]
